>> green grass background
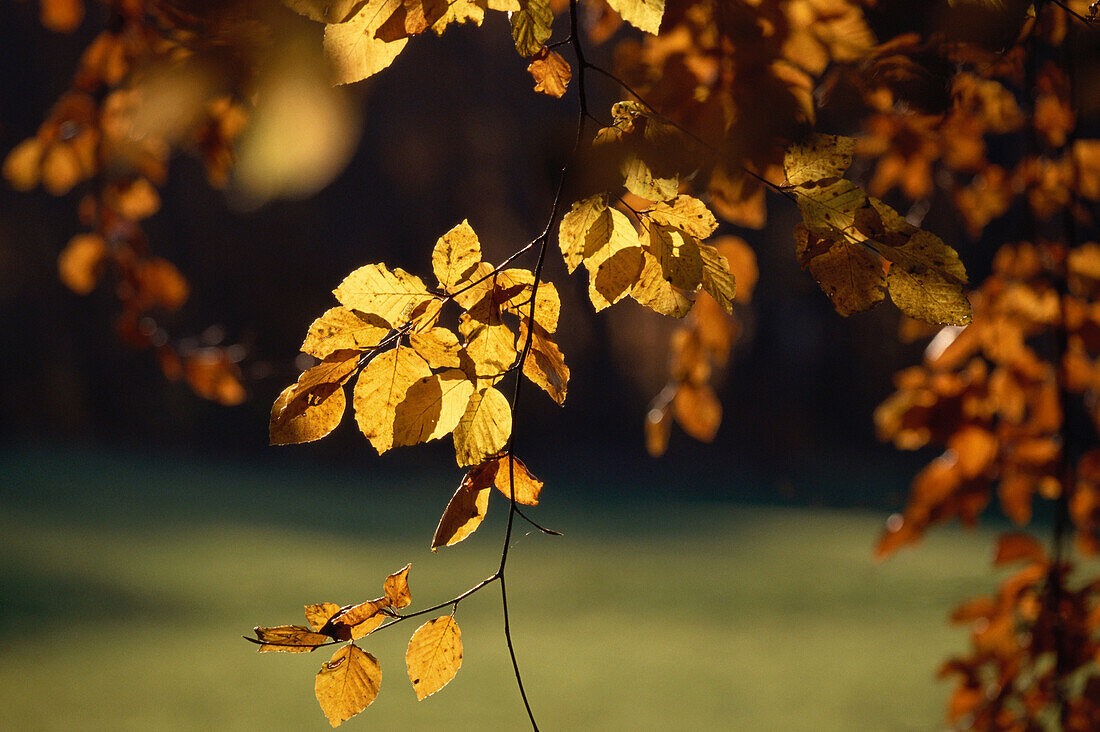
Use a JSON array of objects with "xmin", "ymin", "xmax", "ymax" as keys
[{"xmin": 0, "ymin": 445, "xmax": 1002, "ymax": 730}]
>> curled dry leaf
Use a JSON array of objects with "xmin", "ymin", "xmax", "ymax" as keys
[
  {"xmin": 406, "ymin": 616, "xmax": 463, "ymax": 700},
  {"xmin": 251, "ymin": 625, "xmax": 331, "ymax": 652},
  {"xmin": 315, "ymin": 644, "xmax": 382, "ymax": 727},
  {"xmin": 384, "ymin": 563, "xmax": 413, "ymax": 608},
  {"xmin": 527, "ymin": 47, "xmax": 572, "ymax": 98},
  {"xmin": 432, "ymin": 469, "xmax": 492, "ymax": 549}
]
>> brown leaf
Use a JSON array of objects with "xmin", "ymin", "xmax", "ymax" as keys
[
  {"xmin": 305, "ymin": 603, "xmax": 343, "ymax": 632},
  {"xmin": 252, "ymin": 625, "xmax": 331, "ymax": 653},
  {"xmin": 484, "ymin": 454, "xmax": 543, "ymax": 505},
  {"xmin": 270, "ymin": 381, "xmax": 346, "ymax": 445},
  {"xmin": 384, "ymin": 564, "xmax": 412, "ymax": 608},
  {"xmin": 322, "ymin": 599, "xmax": 390, "ymax": 641},
  {"xmin": 672, "ymin": 382, "xmax": 721, "ymax": 442},
  {"xmin": 315, "ymin": 644, "xmax": 381, "ymax": 727},
  {"xmin": 993, "ymin": 532, "xmax": 1047, "ymax": 567},
  {"xmin": 431, "ymin": 469, "xmax": 492, "ymax": 549},
  {"xmin": 519, "ymin": 320, "xmax": 569, "ymax": 405},
  {"xmin": 406, "ymin": 616, "xmax": 463, "ymax": 700},
  {"xmin": 527, "ymin": 47, "xmax": 572, "ymax": 97}
]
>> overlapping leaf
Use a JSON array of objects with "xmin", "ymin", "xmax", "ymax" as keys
[{"xmin": 315, "ymin": 644, "xmax": 381, "ymax": 727}]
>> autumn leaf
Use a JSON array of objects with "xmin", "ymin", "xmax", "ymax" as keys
[
  {"xmin": 631, "ymin": 246, "xmax": 694, "ymax": 318},
  {"xmin": 794, "ymin": 224, "xmax": 885, "ymax": 317},
  {"xmin": 325, "ymin": 0, "xmax": 410, "ymax": 85},
  {"xmin": 353, "ymin": 346, "xmax": 433, "ymax": 453},
  {"xmin": 377, "ymin": 0, "xmax": 450, "ymax": 41},
  {"xmin": 271, "ymin": 350, "xmax": 360, "ymax": 445},
  {"xmin": 432, "ymin": 469, "xmax": 493, "ymax": 549},
  {"xmin": 301, "ymin": 306, "xmax": 391, "ymax": 359},
  {"xmin": 333, "ymin": 263, "xmax": 435, "ymax": 327},
  {"xmin": 510, "ymin": 0, "xmax": 553, "ymax": 57},
  {"xmin": 251, "ymin": 625, "xmax": 331, "ymax": 653},
  {"xmin": 384, "ymin": 564, "xmax": 413, "ymax": 608},
  {"xmin": 305, "ymin": 603, "xmax": 344, "ymax": 632},
  {"xmin": 519, "ymin": 319, "xmax": 569, "ymax": 405},
  {"xmin": 410, "ymin": 327, "xmax": 463, "ymax": 369},
  {"xmin": 559, "ymin": 194, "xmax": 608, "ymax": 273},
  {"xmin": 993, "ymin": 532, "xmax": 1047, "ymax": 567},
  {"xmin": 605, "ymin": 0, "xmax": 664, "ymax": 35},
  {"xmin": 646, "ymin": 195, "xmax": 718, "ymax": 240},
  {"xmin": 58, "ymin": 233, "xmax": 107, "ymax": 295},
  {"xmin": 453, "ymin": 387, "xmax": 512, "ymax": 466},
  {"xmin": 647, "ymin": 224, "xmax": 703, "ymax": 291},
  {"xmin": 527, "ymin": 47, "xmax": 571, "ymax": 97},
  {"xmin": 784, "ymin": 133, "xmax": 856, "ymax": 187},
  {"xmin": 482, "ymin": 454, "xmax": 543, "ymax": 505},
  {"xmin": 392, "ymin": 369, "xmax": 476, "ymax": 447},
  {"xmin": 698, "ymin": 243, "xmax": 736, "ymax": 314},
  {"xmin": 432, "ymin": 220, "xmax": 483, "ymax": 292},
  {"xmin": 673, "ymin": 383, "xmax": 721, "ymax": 442},
  {"xmin": 406, "ymin": 617, "xmax": 463, "ymax": 700},
  {"xmin": 315, "ymin": 644, "xmax": 381, "ymax": 727}
]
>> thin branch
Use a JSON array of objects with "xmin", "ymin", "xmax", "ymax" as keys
[{"xmin": 515, "ymin": 506, "xmax": 563, "ymax": 536}]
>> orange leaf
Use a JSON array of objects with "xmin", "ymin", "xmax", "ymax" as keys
[
  {"xmin": 405, "ymin": 616, "xmax": 463, "ymax": 700},
  {"xmin": 432, "ymin": 470, "xmax": 493, "ymax": 550},
  {"xmin": 993, "ymin": 532, "xmax": 1047, "ymax": 567},
  {"xmin": 384, "ymin": 564, "xmax": 412, "ymax": 609},
  {"xmin": 527, "ymin": 47, "xmax": 572, "ymax": 97}
]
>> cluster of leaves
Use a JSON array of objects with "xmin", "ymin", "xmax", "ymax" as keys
[
  {"xmin": 940, "ymin": 533, "xmax": 1100, "ymax": 730},
  {"xmin": 4, "ymin": 0, "xmax": 251, "ymax": 403},
  {"xmin": 871, "ymin": 2, "xmax": 1100, "ymax": 727},
  {"xmin": 247, "ymin": 565, "xmax": 465, "ymax": 726}
]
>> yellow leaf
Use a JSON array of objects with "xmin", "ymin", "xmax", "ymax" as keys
[
  {"xmin": 305, "ymin": 603, "xmax": 343, "ymax": 632},
  {"xmin": 252, "ymin": 625, "xmax": 331, "ymax": 653},
  {"xmin": 784, "ymin": 133, "xmax": 856, "ymax": 186},
  {"xmin": 510, "ymin": 0, "xmax": 553, "ymax": 57},
  {"xmin": 283, "ymin": 0, "xmax": 370, "ymax": 23},
  {"xmin": 323, "ymin": 599, "xmax": 390, "ymax": 640},
  {"xmin": 794, "ymin": 224, "xmax": 885, "ymax": 317},
  {"xmin": 461, "ymin": 317, "xmax": 518, "ymax": 376},
  {"xmin": 270, "ymin": 381, "xmax": 347, "ymax": 445},
  {"xmin": 493, "ymin": 270, "xmax": 560, "ymax": 333},
  {"xmin": 58, "ymin": 233, "xmax": 108, "ymax": 295},
  {"xmin": 605, "ymin": 0, "xmax": 664, "ymax": 34},
  {"xmin": 410, "ymin": 327, "xmax": 463, "ymax": 369},
  {"xmin": 621, "ymin": 152, "xmax": 679, "ymax": 202},
  {"xmin": 527, "ymin": 47, "xmax": 571, "ymax": 97},
  {"xmin": 646, "ymin": 195, "xmax": 718, "ymax": 239},
  {"xmin": 393, "ymin": 369, "xmax": 476, "ymax": 446},
  {"xmin": 405, "ymin": 617, "xmax": 463, "ymax": 700},
  {"xmin": 559, "ymin": 195, "xmax": 608, "ymax": 273},
  {"xmin": 353, "ymin": 346, "xmax": 432, "ymax": 454},
  {"xmin": 519, "ymin": 319, "xmax": 569, "ymax": 405},
  {"xmin": 384, "ymin": 564, "xmax": 412, "ymax": 608},
  {"xmin": 377, "ymin": 0, "xmax": 450, "ymax": 41},
  {"xmin": 315, "ymin": 644, "xmax": 381, "ymax": 727},
  {"xmin": 453, "ymin": 387, "xmax": 512, "ymax": 466},
  {"xmin": 333, "ymin": 263, "xmax": 435, "ymax": 327},
  {"xmin": 630, "ymin": 247, "xmax": 693, "ymax": 318},
  {"xmin": 647, "ymin": 225, "xmax": 703, "ymax": 291},
  {"xmin": 324, "ymin": 0, "xmax": 409, "ymax": 85},
  {"xmin": 590, "ymin": 246, "xmax": 645, "ymax": 311},
  {"xmin": 431, "ymin": 469, "xmax": 493, "ymax": 549},
  {"xmin": 429, "ymin": 0, "xmax": 485, "ymax": 33},
  {"xmin": 698, "ymin": 243, "xmax": 736, "ymax": 314},
  {"xmin": 271, "ymin": 350, "xmax": 360, "ymax": 445},
  {"xmin": 301, "ymin": 306, "xmax": 391, "ymax": 359},
  {"xmin": 432, "ymin": 220, "xmax": 483, "ymax": 292}
]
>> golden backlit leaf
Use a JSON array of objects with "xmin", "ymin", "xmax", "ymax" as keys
[
  {"xmin": 621, "ymin": 151, "xmax": 679, "ymax": 202},
  {"xmin": 58, "ymin": 233, "xmax": 107, "ymax": 295},
  {"xmin": 527, "ymin": 47, "xmax": 571, "ymax": 97},
  {"xmin": 462, "ymin": 318, "xmax": 518, "ymax": 376},
  {"xmin": 485, "ymin": 454, "xmax": 543, "ymax": 505},
  {"xmin": 305, "ymin": 603, "xmax": 343, "ymax": 632},
  {"xmin": 284, "ymin": 0, "xmax": 371, "ymax": 23},
  {"xmin": 590, "ymin": 246, "xmax": 645, "ymax": 311},
  {"xmin": 883, "ymin": 231, "xmax": 972, "ymax": 326},
  {"xmin": 784, "ymin": 133, "xmax": 856, "ymax": 186},
  {"xmin": 502, "ymin": 275, "xmax": 560, "ymax": 333},
  {"xmin": 315, "ymin": 644, "xmax": 381, "ymax": 727},
  {"xmin": 252, "ymin": 625, "xmax": 331, "ymax": 653},
  {"xmin": 630, "ymin": 247, "xmax": 693, "ymax": 318},
  {"xmin": 519, "ymin": 319, "xmax": 569, "ymax": 405},
  {"xmin": 377, "ymin": 0, "xmax": 450, "ymax": 40},
  {"xmin": 393, "ymin": 369, "xmax": 476, "ymax": 446},
  {"xmin": 648, "ymin": 225, "xmax": 703, "ymax": 291},
  {"xmin": 384, "ymin": 564, "xmax": 412, "ymax": 608},
  {"xmin": 301, "ymin": 306, "xmax": 390, "ymax": 359},
  {"xmin": 453, "ymin": 387, "xmax": 512, "ymax": 466},
  {"xmin": 698, "ymin": 243, "xmax": 736, "ymax": 315},
  {"xmin": 647, "ymin": 195, "xmax": 718, "ymax": 240},
  {"xmin": 559, "ymin": 195, "xmax": 608, "ymax": 273},
  {"xmin": 605, "ymin": 0, "xmax": 664, "ymax": 34},
  {"xmin": 324, "ymin": 599, "xmax": 390, "ymax": 640},
  {"xmin": 353, "ymin": 346, "xmax": 433, "ymax": 454},
  {"xmin": 795, "ymin": 224, "xmax": 885, "ymax": 317},
  {"xmin": 333, "ymin": 264, "xmax": 435, "ymax": 327},
  {"xmin": 510, "ymin": 0, "xmax": 553, "ymax": 57},
  {"xmin": 673, "ymin": 383, "xmax": 721, "ymax": 442},
  {"xmin": 324, "ymin": 0, "xmax": 410, "ymax": 85},
  {"xmin": 270, "ymin": 381, "xmax": 347, "ymax": 445},
  {"xmin": 431, "ymin": 470, "xmax": 492, "ymax": 549},
  {"xmin": 410, "ymin": 327, "xmax": 463, "ymax": 369},
  {"xmin": 432, "ymin": 220, "xmax": 483, "ymax": 292},
  {"xmin": 406, "ymin": 617, "xmax": 463, "ymax": 700}
]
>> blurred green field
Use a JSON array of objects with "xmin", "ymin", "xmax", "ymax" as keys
[{"xmin": 0, "ymin": 445, "xmax": 1004, "ymax": 730}]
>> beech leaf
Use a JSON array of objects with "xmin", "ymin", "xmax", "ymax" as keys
[
  {"xmin": 353, "ymin": 346, "xmax": 433, "ymax": 453},
  {"xmin": 646, "ymin": 195, "xmax": 718, "ymax": 239},
  {"xmin": 431, "ymin": 469, "xmax": 493, "ymax": 549},
  {"xmin": 301, "ymin": 306, "xmax": 390, "ymax": 359},
  {"xmin": 384, "ymin": 564, "xmax": 413, "ymax": 608},
  {"xmin": 605, "ymin": 0, "xmax": 665, "ymax": 34},
  {"xmin": 453, "ymin": 387, "xmax": 512, "ymax": 466},
  {"xmin": 432, "ymin": 220, "xmax": 483, "ymax": 292},
  {"xmin": 519, "ymin": 319, "xmax": 569, "ymax": 405},
  {"xmin": 510, "ymin": 0, "xmax": 553, "ymax": 57},
  {"xmin": 392, "ymin": 369, "xmax": 476, "ymax": 447},
  {"xmin": 333, "ymin": 264, "xmax": 435, "ymax": 328},
  {"xmin": 559, "ymin": 195, "xmax": 608, "ymax": 273},
  {"xmin": 305, "ymin": 603, "xmax": 343, "ymax": 633},
  {"xmin": 283, "ymin": 0, "xmax": 371, "ymax": 23},
  {"xmin": 527, "ymin": 47, "xmax": 571, "ymax": 97},
  {"xmin": 315, "ymin": 644, "xmax": 381, "ymax": 727},
  {"xmin": 324, "ymin": 0, "xmax": 410, "ymax": 86},
  {"xmin": 252, "ymin": 625, "xmax": 331, "ymax": 653},
  {"xmin": 698, "ymin": 243, "xmax": 736, "ymax": 314},
  {"xmin": 406, "ymin": 617, "xmax": 463, "ymax": 700}
]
